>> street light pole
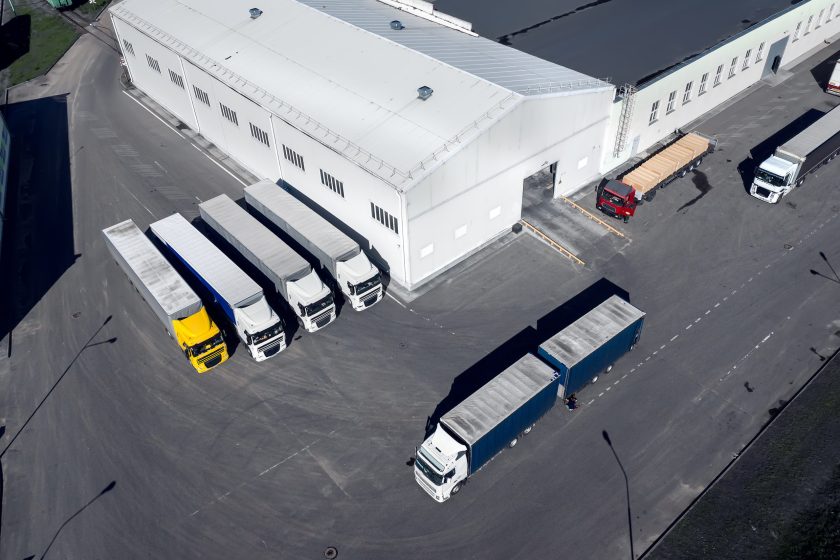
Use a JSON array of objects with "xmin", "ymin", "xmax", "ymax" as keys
[{"xmin": 603, "ymin": 430, "xmax": 635, "ymax": 560}]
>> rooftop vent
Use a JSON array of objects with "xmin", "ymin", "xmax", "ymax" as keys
[
  {"xmin": 390, "ymin": 20, "xmax": 405, "ymax": 30},
  {"xmin": 249, "ymin": 8, "xmax": 263, "ymax": 19},
  {"xmin": 417, "ymin": 86, "xmax": 433, "ymax": 101}
]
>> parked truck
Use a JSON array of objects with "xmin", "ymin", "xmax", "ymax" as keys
[
  {"xmin": 597, "ymin": 132, "xmax": 715, "ymax": 221},
  {"xmin": 102, "ymin": 219, "xmax": 228, "ymax": 373},
  {"xmin": 414, "ymin": 354, "xmax": 561, "ymax": 502},
  {"xmin": 199, "ymin": 194, "xmax": 337, "ymax": 332},
  {"xmin": 750, "ymin": 104, "xmax": 840, "ymax": 203},
  {"xmin": 244, "ymin": 180, "xmax": 384, "ymax": 310},
  {"xmin": 826, "ymin": 59, "xmax": 840, "ymax": 96},
  {"xmin": 538, "ymin": 295, "xmax": 645, "ymax": 395},
  {"xmin": 150, "ymin": 213, "xmax": 286, "ymax": 360}
]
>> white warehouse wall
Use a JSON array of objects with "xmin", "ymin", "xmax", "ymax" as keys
[
  {"xmin": 405, "ymin": 88, "xmax": 614, "ymax": 288},
  {"xmin": 603, "ymin": 0, "xmax": 840, "ymax": 172}
]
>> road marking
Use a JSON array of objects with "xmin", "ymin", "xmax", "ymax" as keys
[
  {"xmin": 605, "ymin": 386, "xmax": 611, "ymax": 392},
  {"xmin": 586, "ymin": 399, "xmax": 595, "ymax": 406},
  {"xmin": 670, "ymin": 334, "xmax": 679, "ymax": 342},
  {"xmin": 613, "ymin": 380, "xmax": 620, "ymax": 386},
  {"xmin": 686, "ymin": 324, "xmax": 692, "ymax": 330},
  {"xmin": 622, "ymin": 374, "xmax": 628, "ymax": 379},
  {"xmin": 122, "ymin": 91, "xmax": 184, "ymax": 138},
  {"xmin": 714, "ymin": 302, "xmax": 721, "ymax": 308},
  {"xmin": 723, "ymin": 296, "xmax": 728, "ymax": 302},
  {"xmin": 705, "ymin": 310, "xmax": 711, "ymax": 315},
  {"xmin": 660, "ymin": 344, "xmax": 666, "ymax": 350},
  {"xmin": 598, "ymin": 392, "xmax": 604, "ymax": 397},
  {"xmin": 645, "ymin": 356, "xmax": 651, "ymax": 361},
  {"xmin": 731, "ymin": 290, "xmax": 737, "ymax": 295},
  {"xmin": 652, "ymin": 351, "xmax": 658, "ymax": 356},
  {"xmin": 695, "ymin": 317, "xmax": 701, "ymax": 323},
  {"xmin": 192, "ymin": 145, "xmax": 248, "ymax": 187},
  {"xmin": 630, "ymin": 368, "xmax": 636, "ymax": 373},
  {"xmin": 386, "ymin": 292, "xmax": 407, "ymax": 309}
]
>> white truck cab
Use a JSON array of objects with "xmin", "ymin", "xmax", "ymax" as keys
[
  {"xmin": 235, "ymin": 298, "xmax": 286, "ymax": 361},
  {"xmin": 414, "ymin": 425, "xmax": 468, "ymax": 503},
  {"xmin": 286, "ymin": 269, "xmax": 336, "ymax": 332},
  {"xmin": 337, "ymin": 252, "xmax": 383, "ymax": 311},
  {"xmin": 751, "ymin": 155, "xmax": 797, "ymax": 203}
]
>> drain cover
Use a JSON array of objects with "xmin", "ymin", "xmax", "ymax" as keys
[{"xmin": 324, "ymin": 547, "xmax": 338, "ymax": 559}]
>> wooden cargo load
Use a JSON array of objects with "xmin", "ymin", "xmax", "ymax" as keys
[{"xmin": 621, "ymin": 133, "xmax": 712, "ymax": 194}]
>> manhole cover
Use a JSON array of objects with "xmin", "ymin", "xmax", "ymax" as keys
[
  {"xmin": 72, "ymin": 312, "xmax": 82, "ymax": 319},
  {"xmin": 324, "ymin": 547, "xmax": 338, "ymax": 559}
]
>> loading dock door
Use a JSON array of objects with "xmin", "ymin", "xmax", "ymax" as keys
[{"xmin": 763, "ymin": 37, "xmax": 789, "ymax": 77}]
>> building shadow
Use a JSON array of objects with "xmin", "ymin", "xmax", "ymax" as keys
[
  {"xmin": 808, "ymin": 46, "xmax": 840, "ymax": 89},
  {"xmin": 424, "ymin": 278, "xmax": 629, "ymax": 436},
  {"xmin": 0, "ymin": 96, "xmax": 78, "ymax": 347},
  {"xmin": 0, "ymin": 14, "xmax": 30, "ymax": 72},
  {"xmin": 736, "ymin": 108, "xmax": 826, "ymax": 194}
]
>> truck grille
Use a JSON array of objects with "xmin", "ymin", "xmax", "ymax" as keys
[
  {"xmin": 755, "ymin": 186, "xmax": 771, "ymax": 197},
  {"xmin": 362, "ymin": 288, "xmax": 381, "ymax": 307},
  {"xmin": 313, "ymin": 311, "xmax": 334, "ymax": 329},
  {"xmin": 415, "ymin": 473, "xmax": 437, "ymax": 498},
  {"xmin": 260, "ymin": 338, "xmax": 285, "ymax": 357},
  {"xmin": 199, "ymin": 349, "xmax": 224, "ymax": 368}
]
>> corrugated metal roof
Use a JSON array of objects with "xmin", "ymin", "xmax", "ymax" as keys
[
  {"xmin": 199, "ymin": 195, "xmax": 311, "ymax": 285},
  {"xmin": 442, "ymin": 354, "xmax": 556, "ymax": 446},
  {"xmin": 149, "ymin": 213, "xmax": 263, "ymax": 308},
  {"xmin": 111, "ymin": 0, "xmax": 608, "ymax": 190},
  {"xmin": 245, "ymin": 180, "xmax": 359, "ymax": 263},
  {"xmin": 539, "ymin": 295, "xmax": 645, "ymax": 369},
  {"xmin": 102, "ymin": 219, "xmax": 201, "ymax": 317},
  {"xmin": 780, "ymin": 104, "xmax": 840, "ymax": 160}
]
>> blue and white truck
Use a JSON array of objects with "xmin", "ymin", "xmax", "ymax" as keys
[
  {"xmin": 414, "ymin": 354, "xmax": 561, "ymax": 502},
  {"xmin": 199, "ymin": 195, "xmax": 337, "ymax": 333},
  {"xmin": 244, "ymin": 180, "xmax": 384, "ymax": 311},
  {"xmin": 538, "ymin": 295, "xmax": 645, "ymax": 395},
  {"xmin": 150, "ymin": 213, "xmax": 286, "ymax": 361}
]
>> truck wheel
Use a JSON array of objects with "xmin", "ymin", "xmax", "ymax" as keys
[
  {"xmin": 696, "ymin": 157, "xmax": 703, "ymax": 166},
  {"xmin": 524, "ymin": 424, "xmax": 534, "ymax": 435},
  {"xmin": 630, "ymin": 343, "xmax": 636, "ymax": 351},
  {"xmin": 679, "ymin": 169, "xmax": 687, "ymax": 178},
  {"xmin": 509, "ymin": 438, "xmax": 518, "ymax": 448},
  {"xmin": 605, "ymin": 364, "xmax": 613, "ymax": 373},
  {"xmin": 451, "ymin": 483, "xmax": 461, "ymax": 495}
]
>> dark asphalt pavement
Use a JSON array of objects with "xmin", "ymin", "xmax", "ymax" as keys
[{"xmin": 2, "ymin": 20, "xmax": 840, "ymax": 560}]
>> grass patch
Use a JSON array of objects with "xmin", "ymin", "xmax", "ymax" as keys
[
  {"xmin": 76, "ymin": 0, "xmax": 113, "ymax": 18},
  {"xmin": 8, "ymin": 7, "xmax": 79, "ymax": 86}
]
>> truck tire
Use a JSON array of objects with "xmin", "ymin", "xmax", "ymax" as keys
[
  {"xmin": 605, "ymin": 364, "xmax": 613, "ymax": 373},
  {"xmin": 679, "ymin": 169, "xmax": 687, "ymax": 178},
  {"xmin": 451, "ymin": 483, "xmax": 461, "ymax": 495},
  {"xmin": 509, "ymin": 438, "xmax": 518, "ymax": 448},
  {"xmin": 524, "ymin": 424, "xmax": 534, "ymax": 435}
]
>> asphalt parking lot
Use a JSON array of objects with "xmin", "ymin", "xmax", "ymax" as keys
[{"xmin": 2, "ymin": 21, "xmax": 840, "ymax": 560}]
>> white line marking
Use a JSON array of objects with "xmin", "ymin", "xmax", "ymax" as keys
[
  {"xmin": 705, "ymin": 310, "xmax": 711, "ymax": 315},
  {"xmin": 714, "ymin": 303, "xmax": 720, "ymax": 308},
  {"xmin": 732, "ymin": 290, "xmax": 737, "ymax": 295},
  {"xmin": 670, "ymin": 334, "xmax": 679, "ymax": 342},
  {"xmin": 686, "ymin": 324, "xmax": 692, "ymax": 330},
  {"xmin": 386, "ymin": 292, "xmax": 407, "ymax": 309},
  {"xmin": 765, "ymin": 264, "xmax": 771, "ymax": 269},
  {"xmin": 192, "ymin": 145, "xmax": 247, "ymax": 186},
  {"xmin": 614, "ymin": 380, "xmax": 620, "ymax": 386},
  {"xmin": 586, "ymin": 399, "xmax": 594, "ymax": 406},
  {"xmin": 622, "ymin": 374, "xmax": 628, "ymax": 379},
  {"xmin": 123, "ymin": 91, "xmax": 185, "ymax": 138},
  {"xmin": 645, "ymin": 356, "xmax": 651, "ymax": 361},
  {"xmin": 694, "ymin": 317, "xmax": 701, "ymax": 323},
  {"xmin": 748, "ymin": 277, "xmax": 753, "ymax": 282},
  {"xmin": 598, "ymin": 392, "xmax": 604, "ymax": 397},
  {"xmin": 660, "ymin": 344, "xmax": 666, "ymax": 350},
  {"xmin": 630, "ymin": 368, "xmax": 636, "ymax": 373},
  {"xmin": 723, "ymin": 296, "xmax": 728, "ymax": 302},
  {"xmin": 653, "ymin": 351, "xmax": 658, "ymax": 356},
  {"xmin": 606, "ymin": 386, "xmax": 611, "ymax": 392}
]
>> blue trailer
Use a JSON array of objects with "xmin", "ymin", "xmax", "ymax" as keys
[
  {"xmin": 538, "ymin": 295, "xmax": 645, "ymax": 396},
  {"xmin": 414, "ymin": 354, "xmax": 560, "ymax": 501}
]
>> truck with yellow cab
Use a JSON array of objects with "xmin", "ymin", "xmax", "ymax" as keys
[{"xmin": 102, "ymin": 219, "xmax": 228, "ymax": 372}]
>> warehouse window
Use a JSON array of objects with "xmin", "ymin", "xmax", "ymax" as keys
[
  {"xmin": 122, "ymin": 40, "xmax": 135, "ymax": 57},
  {"xmin": 698, "ymin": 73, "xmax": 709, "ymax": 95},
  {"xmin": 714, "ymin": 64, "xmax": 723, "ymax": 86},
  {"xmin": 169, "ymin": 69, "xmax": 185, "ymax": 89},
  {"xmin": 818, "ymin": 9, "xmax": 825, "ymax": 27},
  {"xmin": 193, "ymin": 86, "xmax": 210, "ymax": 106},
  {"xmin": 805, "ymin": 15, "xmax": 814, "ymax": 34},
  {"xmin": 728, "ymin": 57, "xmax": 737, "ymax": 78},
  {"xmin": 666, "ymin": 91, "xmax": 676, "ymax": 114},
  {"xmin": 682, "ymin": 81, "xmax": 693, "ymax": 104},
  {"xmin": 249, "ymin": 123, "xmax": 271, "ymax": 147},
  {"xmin": 649, "ymin": 100, "xmax": 659, "ymax": 125},
  {"xmin": 742, "ymin": 50, "xmax": 751, "ymax": 70},
  {"xmin": 220, "ymin": 103, "xmax": 239, "ymax": 126},
  {"xmin": 370, "ymin": 202, "xmax": 398, "ymax": 234},
  {"xmin": 756, "ymin": 42, "xmax": 765, "ymax": 63},
  {"xmin": 320, "ymin": 169, "xmax": 345, "ymax": 198},
  {"xmin": 146, "ymin": 55, "xmax": 161, "ymax": 73},
  {"xmin": 793, "ymin": 21, "xmax": 802, "ymax": 40},
  {"xmin": 282, "ymin": 145, "xmax": 305, "ymax": 171}
]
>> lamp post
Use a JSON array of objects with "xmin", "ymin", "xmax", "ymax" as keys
[{"xmin": 603, "ymin": 430, "xmax": 635, "ymax": 560}]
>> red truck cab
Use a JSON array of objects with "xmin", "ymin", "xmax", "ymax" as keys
[{"xmin": 597, "ymin": 180, "xmax": 637, "ymax": 222}]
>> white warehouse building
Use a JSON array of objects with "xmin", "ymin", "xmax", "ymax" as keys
[{"xmin": 110, "ymin": 0, "xmax": 614, "ymax": 290}]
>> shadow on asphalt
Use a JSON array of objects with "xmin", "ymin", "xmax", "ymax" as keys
[
  {"xmin": 424, "ymin": 278, "xmax": 630, "ymax": 436},
  {"xmin": 0, "ymin": 96, "xmax": 78, "ymax": 349},
  {"xmin": 37, "ymin": 480, "xmax": 116, "ymax": 560},
  {"xmin": 808, "ymin": 46, "xmax": 840, "ymax": 90},
  {"xmin": 736, "ymin": 108, "xmax": 826, "ymax": 194},
  {"xmin": 0, "ymin": 14, "xmax": 30, "ymax": 72}
]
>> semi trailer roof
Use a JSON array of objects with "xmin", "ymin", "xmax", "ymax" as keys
[
  {"xmin": 442, "ymin": 354, "xmax": 557, "ymax": 446},
  {"xmin": 779, "ymin": 104, "xmax": 840, "ymax": 159}
]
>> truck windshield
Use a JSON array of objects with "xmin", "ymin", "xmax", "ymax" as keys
[
  {"xmin": 353, "ymin": 273, "xmax": 381, "ymax": 296},
  {"xmin": 190, "ymin": 333, "xmax": 224, "ymax": 357},
  {"xmin": 248, "ymin": 322, "xmax": 283, "ymax": 345},
  {"xmin": 603, "ymin": 192, "xmax": 625, "ymax": 206},
  {"xmin": 754, "ymin": 167, "xmax": 786, "ymax": 187},
  {"xmin": 415, "ymin": 454, "xmax": 444, "ymax": 486},
  {"xmin": 304, "ymin": 293, "xmax": 334, "ymax": 317}
]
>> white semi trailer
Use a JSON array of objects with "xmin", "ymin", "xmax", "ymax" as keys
[
  {"xmin": 199, "ymin": 194, "xmax": 336, "ymax": 332},
  {"xmin": 150, "ymin": 213, "xmax": 286, "ymax": 361},
  {"xmin": 245, "ymin": 180, "xmax": 383, "ymax": 311}
]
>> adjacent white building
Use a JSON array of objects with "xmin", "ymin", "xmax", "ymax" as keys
[{"xmin": 110, "ymin": 0, "xmax": 614, "ymax": 290}]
